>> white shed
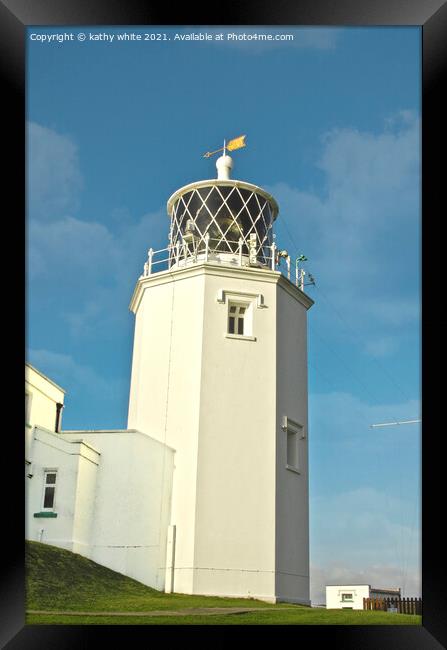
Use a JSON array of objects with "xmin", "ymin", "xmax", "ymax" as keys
[{"xmin": 326, "ymin": 584, "xmax": 401, "ymax": 609}]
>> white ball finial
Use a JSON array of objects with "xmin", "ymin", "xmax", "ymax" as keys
[{"xmin": 216, "ymin": 154, "xmax": 233, "ymax": 180}]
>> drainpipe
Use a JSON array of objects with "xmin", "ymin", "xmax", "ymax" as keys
[{"xmin": 55, "ymin": 403, "xmax": 64, "ymax": 433}]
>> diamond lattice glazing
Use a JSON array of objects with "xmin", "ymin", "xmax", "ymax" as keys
[{"xmin": 168, "ymin": 184, "xmax": 275, "ymax": 266}]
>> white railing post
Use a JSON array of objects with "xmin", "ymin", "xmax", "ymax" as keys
[
  {"xmin": 143, "ymin": 261, "xmax": 149, "ymax": 277},
  {"xmin": 286, "ymin": 255, "xmax": 291, "ymax": 280},
  {"xmin": 148, "ymin": 248, "xmax": 153, "ymax": 275},
  {"xmin": 238, "ymin": 237, "xmax": 243, "ymax": 266},
  {"xmin": 175, "ymin": 242, "xmax": 180, "ymax": 266},
  {"xmin": 300, "ymin": 269, "xmax": 306, "ymax": 291},
  {"xmin": 295, "ymin": 259, "xmax": 299, "ymax": 287},
  {"xmin": 271, "ymin": 242, "xmax": 277, "ymax": 270},
  {"xmin": 205, "ymin": 233, "xmax": 210, "ymax": 262}
]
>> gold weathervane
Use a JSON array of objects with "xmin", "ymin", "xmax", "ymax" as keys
[{"xmin": 203, "ymin": 135, "xmax": 247, "ymax": 158}]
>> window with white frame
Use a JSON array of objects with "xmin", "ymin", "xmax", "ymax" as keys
[
  {"xmin": 282, "ymin": 416, "xmax": 304, "ymax": 472},
  {"xmin": 341, "ymin": 593, "xmax": 353, "ymax": 602},
  {"xmin": 218, "ymin": 290, "xmax": 262, "ymax": 340},
  {"xmin": 42, "ymin": 470, "xmax": 57, "ymax": 510},
  {"xmin": 228, "ymin": 302, "xmax": 248, "ymax": 336}
]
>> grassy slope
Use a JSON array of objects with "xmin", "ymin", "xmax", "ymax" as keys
[
  {"xmin": 26, "ymin": 541, "xmax": 421, "ymax": 625},
  {"xmin": 25, "ymin": 541, "xmax": 287, "ymax": 612}
]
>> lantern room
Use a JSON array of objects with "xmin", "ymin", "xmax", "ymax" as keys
[{"xmin": 166, "ymin": 154, "xmax": 279, "ymax": 268}]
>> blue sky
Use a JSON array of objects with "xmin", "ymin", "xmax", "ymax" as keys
[{"xmin": 26, "ymin": 26, "xmax": 421, "ymax": 604}]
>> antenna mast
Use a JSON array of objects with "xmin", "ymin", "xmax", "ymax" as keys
[{"xmin": 370, "ymin": 419, "xmax": 421, "ymax": 428}]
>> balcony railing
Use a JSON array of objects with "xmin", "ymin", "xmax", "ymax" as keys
[{"xmin": 141, "ymin": 234, "xmax": 312, "ymax": 292}]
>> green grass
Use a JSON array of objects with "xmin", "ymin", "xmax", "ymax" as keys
[
  {"xmin": 27, "ymin": 610, "xmax": 422, "ymax": 625},
  {"xmin": 25, "ymin": 541, "xmax": 289, "ymax": 612},
  {"xmin": 26, "ymin": 541, "xmax": 421, "ymax": 625}
]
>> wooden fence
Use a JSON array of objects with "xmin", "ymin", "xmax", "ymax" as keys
[{"xmin": 363, "ymin": 597, "xmax": 422, "ymax": 615}]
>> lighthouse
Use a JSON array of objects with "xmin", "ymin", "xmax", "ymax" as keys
[{"xmin": 127, "ymin": 145, "xmax": 313, "ymax": 604}]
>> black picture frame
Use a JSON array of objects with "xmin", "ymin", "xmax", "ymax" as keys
[{"xmin": 4, "ymin": 0, "xmax": 445, "ymax": 647}]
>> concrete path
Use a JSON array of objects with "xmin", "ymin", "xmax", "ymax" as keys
[{"xmin": 27, "ymin": 606, "xmax": 299, "ymax": 618}]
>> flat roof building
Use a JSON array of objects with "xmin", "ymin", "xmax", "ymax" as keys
[{"xmin": 326, "ymin": 584, "xmax": 401, "ymax": 610}]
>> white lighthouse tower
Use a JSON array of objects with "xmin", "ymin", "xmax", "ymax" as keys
[{"xmin": 127, "ymin": 146, "xmax": 313, "ymax": 604}]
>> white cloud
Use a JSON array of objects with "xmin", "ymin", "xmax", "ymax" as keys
[
  {"xmin": 310, "ymin": 486, "xmax": 421, "ymax": 603},
  {"xmin": 308, "ymin": 390, "xmax": 421, "ymax": 589},
  {"xmin": 362, "ymin": 297, "xmax": 420, "ymax": 327},
  {"xmin": 266, "ymin": 111, "xmax": 421, "ymax": 343},
  {"xmin": 28, "ymin": 215, "xmax": 120, "ymax": 278},
  {"xmin": 26, "ymin": 121, "xmax": 168, "ymax": 338},
  {"xmin": 363, "ymin": 336, "xmax": 398, "ymax": 358},
  {"xmin": 308, "ymin": 392, "xmax": 421, "ymax": 605},
  {"xmin": 319, "ymin": 117, "xmax": 420, "ymax": 207},
  {"xmin": 28, "ymin": 114, "xmax": 420, "ymax": 346},
  {"xmin": 27, "ymin": 348, "xmax": 124, "ymax": 403},
  {"xmin": 271, "ymin": 110, "xmax": 420, "ymax": 252},
  {"xmin": 27, "ymin": 121, "xmax": 83, "ymax": 219},
  {"xmin": 311, "ymin": 562, "xmax": 421, "ymax": 605},
  {"xmin": 309, "ymin": 391, "xmax": 421, "ymax": 446},
  {"xmin": 27, "ymin": 209, "xmax": 166, "ymax": 338}
]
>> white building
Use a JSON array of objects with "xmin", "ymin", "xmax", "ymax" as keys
[
  {"xmin": 25, "ymin": 363, "xmax": 65, "ymax": 462},
  {"xmin": 326, "ymin": 584, "xmax": 402, "ymax": 610},
  {"xmin": 26, "ymin": 152, "xmax": 313, "ymax": 604},
  {"xmin": 25, "ymin": 363, "xmax": 174, "ymax": 590}
]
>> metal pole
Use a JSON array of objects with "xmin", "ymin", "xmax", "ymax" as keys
[
  {"xmin": 271, "ymin": 242, "xmax": 277, "ymax": 270},
  {"xmin": 193, "ymin": 237, "xmax": 198, "ymax": 263}
]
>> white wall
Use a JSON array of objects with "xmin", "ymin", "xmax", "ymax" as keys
[
  {"xmin": 193, "ymin": 267, "xmax": 278, "ymax": 601},
  {"xmin": 25, "ymin": 427, "xmax": 99, "ymax": 551},
  {"xmin": 71, "ymin": 443, "xmax": 100, "ymax": 555},
  {"xmin": 26, "ymin": 426, "xmax": 174, "ymax": 591},
  {"xmin": 60, "ymin": 429, "xmax": 174, "ymax": 590},
  {"xmin": 128, "ymin": 270, "xmax": 205, "ymax": 594},
  {"xmin": 275, "ymin": 281, "xmax": 311, "ymax": 604},
  {"xmin": 25, "ymin": 364, "xmax": 65, "ymax": 460},
  {"xmin": 127, "ymin": 262, "xmax": 313, "ymax": 602}
]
